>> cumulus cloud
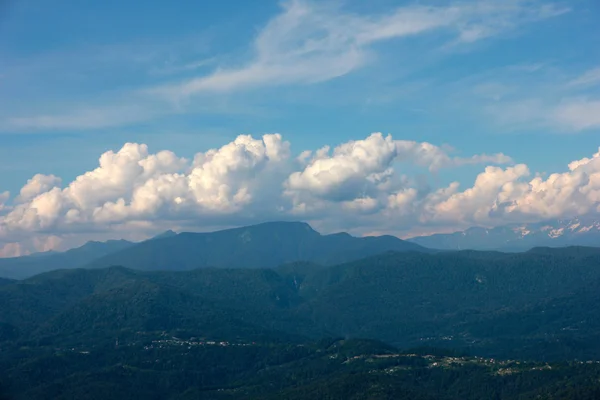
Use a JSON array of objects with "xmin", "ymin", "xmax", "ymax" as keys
[
  {"xmin": 1, "ymin": 132, "xmax": 599, "ymax": 256},
  {"xmin": 284, "ymin": 133, "xmax": 512, "ymax": 217},
  {"xmin": 420, "ymin": 148, "xmax": 600, "ymax": 226},
  {"xmin": 1, "ymin": 134, "xmax": 292, "ymax": 241},
  {"xmin": 0, "ymin": 191, "xmax": 9, "ymax": 213},
  {"xmin": 17, "ymin": 174, "xmax": 62, "ymax": 203},
  {"xmin": 286, "ymin": 134, "xmax": 398, "ymax": 203}
]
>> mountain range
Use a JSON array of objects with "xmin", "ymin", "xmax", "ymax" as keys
[
  {"xmin": 0, "ymin": 222, "xmax": 427, "ymax": 279},
  {"xmin": 407, "ymin": 215, "xmax": 600, "ymax": 251},
  {"xmin": 3, "ymin": 217, "xmax": 600, "ymax": 280},
  {"xmin": 3, "ymin": 246, "xmax": 600, "ymax": 361},
  {"xmin": 2, "ymin": 234, "xmax": 600, "ymax": 397},
  {"xmin": 0, "ymin": 239, "xmax": 135, "ymax": 279}
]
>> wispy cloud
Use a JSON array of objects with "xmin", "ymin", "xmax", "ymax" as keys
[
  {"xmin": 461, "ymin": 60, "xmax": 600, "ymax": 133},
  {"xmin": 6, "ymin": 105, "xmax": 159, "ymax": 131},
  {"xmin": 1, "ymin": 0, "xmax": 569, "ymax": 132},
  {"xmin": 507, "ymin": 62, "xmax": 545, "ymax": 72},
  {"xmin": 567, "ymin": 67, "xmax": 600, "ymax": 88},
  {"xmin": 151, "ymin": 0, "xmax": 568, "ymax": 100},
  {"xmin": 554, "ymin": 98, "xmax": 600, "ymax": 131},
  {"xmin": 482, "ymin": 97, "xmax": 600, "ymax": 133},
  {"xmin": 148, "ymin": 57, "xmax": 217, "ymax": 76}
]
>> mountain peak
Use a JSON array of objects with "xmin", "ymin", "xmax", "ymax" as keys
[
  {"xmin": 251, "ymin": 221, "xmax": 317, "ymax": 231},
  {"xmin": 151, "ymin": 230, "xmax": 178, "ymax": 240},
  {"xmin": 214, "ymin": 221, "xmax": 321, "ymax": 238}
]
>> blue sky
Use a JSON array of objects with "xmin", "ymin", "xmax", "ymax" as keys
[{"xmin": 0, "ymin": 0, "xmax": 599, "ymax": 255}]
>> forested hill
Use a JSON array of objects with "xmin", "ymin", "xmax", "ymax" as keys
[
  {"xmin": 3, "ymin": 337, "xmax": 600, "ymax": 400},
  {"xmin": 2, "ymin": 247, "xmax": 600, "ymax": 398},
  {"xmin": 3, "ymin": 246, "xmax": 600, "ymax": 360},
  {"xmin": 0, "ymin": 277, "xmax": 14, "ymax": 287}
]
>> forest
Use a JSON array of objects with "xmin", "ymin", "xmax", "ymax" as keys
[{"xmin": 2, "ymin": 247, "xmax": 600, "ymax": 398}]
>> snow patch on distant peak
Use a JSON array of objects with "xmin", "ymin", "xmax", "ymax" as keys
[
  {"xmin": 548, "ymin": 228, "xmax": 565, "ymax": 239},
  {"xmin": 512, "ymin": 226, "xmax": 531, "ymax": 237},
  {"xmin": 568, "ymin": 223, "xmax": 581, "ymax": 231},
  {"xmin": 540, "ymin": 225, "xmax": 553, "ymax": 232}
]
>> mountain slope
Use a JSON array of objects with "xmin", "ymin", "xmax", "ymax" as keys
[
  {"xmin": 4, "ymin": 247, "xmax": 600, "ymax": 360},
  {"xmin": 407, "ymin": 215, "xmax": 600, "ymax": 251},
  {"xmin": 86, "ymin": 221, "xmax": 429, "ymax": 271},
  {"xmin": 0, "ymin": 278, "xmax": 14, "ymax": 287},
  {"xmin": 292, "ymin": 247, "xmax": 600, "ymax": 357},
  {"xmin": 0, "ymin": 239, "xmax": 134, "ymax": 279},
  {"xmin": 0, "ymin": 265, "xmax": 312, "ymax": 346}
]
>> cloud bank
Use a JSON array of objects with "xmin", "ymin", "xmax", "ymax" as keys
[{"xmin": 1, "ymin": 132, "xmax": 599, "ymax": 256}]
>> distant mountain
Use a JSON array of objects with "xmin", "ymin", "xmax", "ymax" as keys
[
  {"xmin": 149, "ymin": 229, "xmax": 177, "ymax": 240},
  {"xmin": 407, "ymin": 215, "xmax": 600, "ymax": 251},
  {"xmin": 0, "ymin": 221, "xmax": 427, "ymax": 279},
  {"xmin": 0, "ymin": 278, "xmax": 14, "ymax": 287},
  {"xmin": 0, "ymin": 239, "xmax": 134, "ymax": 279},
  {"xmin": 86, "ymin": 221, "xmax": 429, "ymax": 271}
]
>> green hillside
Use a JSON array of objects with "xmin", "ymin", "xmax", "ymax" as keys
[{"xmin": 2, "ymin": 247, "xmax": 600, "ymax": 398}]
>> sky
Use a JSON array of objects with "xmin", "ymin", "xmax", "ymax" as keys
[{"xmin": 0, "ymin": 0, "xmax": 599, "ymax": 257}]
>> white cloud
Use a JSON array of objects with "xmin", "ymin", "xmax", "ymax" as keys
[
  {"xmin": 427, "ymin": 164, "xmax": 532, "ymax": 223},
  {"xmin": 0, "ymin": 132, "xmax": 514, "ymax": 255},
  {"xmin": 482, "ymin": 96, "xmax": 600, "ymax": 133},
  {"xmin": 7, "ymin": 104, "xmax": 159, "ymax": 131},
  {"xmin": 0, "ymin": 235, "xmax": 64, "ymax": 258},
  {"xmin": 567, "ymin": 67, "xmax": 600, "ymax": 88},
  {"xmin": 17, "ymin": 174, "xmax": 62, "ymax": 203},
  {"xmin": 148, "ymin": 57, "xmax": 217, "ymax": 76},
  {"xmin": 421, "ymin": 148, "xmax": 600, "ymax": 225},
  {"xmin": 1, "ymin": 0, "xmax": 568, "ymax": 132},
  {"xmin": 2, "ymin": 132, "xmax": 600, "ymax": 257},
  {"xmin": 395, "ymin": 140, "xmax": 512, "ymax": 171},
  {"xmin": 554, "ymin": 98, "xmax": 600, "ymax": 131},
  {"xmin": 284, "ymin": 133, "xmax": 512, "ymax": 209},
  {"xmin": 0, "ymin": 191, "xmax": 9, "ymax": 213},
  {"xmin": 284, "ymin": 142, "xmax": 600, "ymax": 234},
  {"xmin": 0, "ymin": 243, "xmax": 25, "ymax": 258},
  {"xmin": 0, "ymin": 134, "xmax": 293, "ymax": 242},
  {"xmin": 286, "ymin": 133, "xmax": 398, "ymax": 202},
  {"xmin": 152, "ymin": 0, "xmax": 567, "ymax": 100}
]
